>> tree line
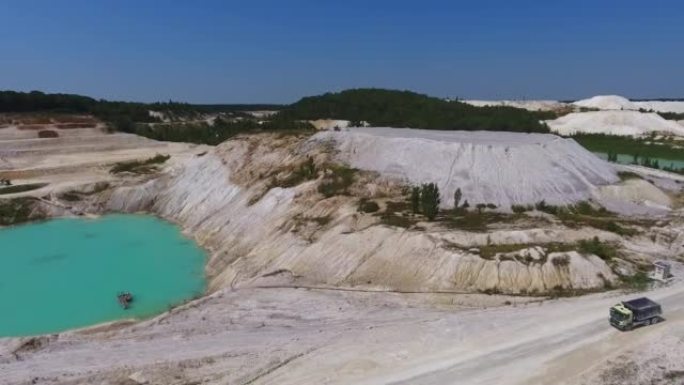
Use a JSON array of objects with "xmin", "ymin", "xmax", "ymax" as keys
[
  {"xmin": 278, "ymin": 88, "xmax": 550, "ymax": 133},
  {"xmin": 1, "ymin": 88, "xmax": 552, "ymax": 145}
]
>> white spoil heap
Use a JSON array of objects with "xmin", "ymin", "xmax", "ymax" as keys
[
  {"xmin": 547, "ymin": 110, "xmax": 684, "ymax": 136},
  {"xmin": 573, "ymin": 95, "xmax": 636, "ymax": 110},
  {"xmin": 312, "ymin": 127, "xmax": 619, "ymax": 209}
]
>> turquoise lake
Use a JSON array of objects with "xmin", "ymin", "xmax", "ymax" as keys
[
  {"xmin": 594, "ymin": 152, "xmax": 684, "ymax": 170},
  {"xmin": 0, "ymin": 214, "xmax": 207, "ymax": 337}
]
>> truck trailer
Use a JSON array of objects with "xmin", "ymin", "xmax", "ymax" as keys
[{"xmin": 610, "ymin": 297, "xmax": 662, "ymax": 331}]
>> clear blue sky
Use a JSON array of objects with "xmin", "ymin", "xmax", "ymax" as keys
[{"xmin": 1, "ymin": 0, "xmax": 682, "ymax": 103}]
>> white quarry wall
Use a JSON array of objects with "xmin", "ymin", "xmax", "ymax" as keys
[{"xmin": 105, "ymin": 134, "xmax": 618, "ymax": 295}]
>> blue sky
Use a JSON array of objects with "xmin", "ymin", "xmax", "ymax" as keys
[{"xmin": 0, "ymin": 0, "xmax": 682, "ymax": 103}]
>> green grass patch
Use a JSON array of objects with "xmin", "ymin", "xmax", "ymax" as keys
[
  {"xmin": 578, "ymin": 237, "xmax": 619, "ymax": 260},
  {"xmin": 317, "ymin": 165, "xmax": 357, "ymax": 197},
  {"xmin": 534, "ymin": 200, "xmax": 637, "ymax": 236},
  {"xmin": 511, "ymin": 204, "xmax": 533, "ymax": 214},
  {"xmin": 620, "ymin": 270, "xmax": 651, "ymax": 291},
  {"xmin": 379, "ymin": 213, "xmax": 416, "ymax": 228},
  {"xmin": 440, "ymin": 208, "xmax": 523, "ymax": 232},
  {"xmin": 443, "ymin": 211, "xmax": 490, "ymax": 232},
  {"xmin": 110, "ymin": 154, "xmax": 170, "ymax": 174},
  {"xmin": 377, "ymin": 200, "xmax": 418, "ymax": 228},
  {"xmin": 477, "ymin": 242, "xmax": 577, "ymax": 262},
  {"xmin": 0, "ymin": 183, "xmax": 48, "ymax": 195}
]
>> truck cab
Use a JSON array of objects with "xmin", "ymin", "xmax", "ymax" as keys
[{"xmin": 610, "ymin": 297, "xmax": 662, "ymax": 331}]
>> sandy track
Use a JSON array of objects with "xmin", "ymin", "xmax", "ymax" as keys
[
  {"xmin": 1, "ymin": 280, "xmax": 682, "ymax": 385},
  {"xmin": 0, "ymin": 127, "xmax": 205, "ymax": 198}
]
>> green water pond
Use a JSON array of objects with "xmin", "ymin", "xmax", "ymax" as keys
[
  {"xmin": 0, "ymin": 214, "xmax": 206, "ymax": 337},
  {"xmin": 594, "ymin": 152, "xmax": 684, "ymax": 170}
]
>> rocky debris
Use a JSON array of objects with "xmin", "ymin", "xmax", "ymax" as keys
[{"xmin": 581, "ymin": 336, "xmax": 684, "ymax": 385}]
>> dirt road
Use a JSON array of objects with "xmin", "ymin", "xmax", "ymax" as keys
[{"xmin": 2, "ymin": 276, "xmax": 682, "ymax": 385}]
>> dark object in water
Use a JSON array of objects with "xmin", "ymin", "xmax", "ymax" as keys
[{"xmin": 117, "ymin": 292, "xmax": 133, "ymax": 309}]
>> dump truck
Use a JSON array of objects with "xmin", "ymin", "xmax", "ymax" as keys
[{"xmin": 610, "ymin": 297, "xmax": 662, "ymax": 331}]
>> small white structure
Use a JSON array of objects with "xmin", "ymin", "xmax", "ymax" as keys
[{"xmin": 652, "ymin": 261, "xmax": 672, "ymax": 282}]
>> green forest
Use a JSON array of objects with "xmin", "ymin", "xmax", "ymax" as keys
[
  {"xmin": 1, "ymin": 89, "xmax": 551, "ymax": 144},
  {"xmin": 279, "ymin": 89, "xmax": 549, "ymax": 133}
]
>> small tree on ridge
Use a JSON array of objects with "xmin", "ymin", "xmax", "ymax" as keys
[{"xmin": 420, "ymin": 183, "xmax": 440, "ymax": 221}]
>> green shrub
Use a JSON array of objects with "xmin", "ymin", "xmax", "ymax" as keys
[
  {"xmin": 535, "ymin": 200, "xmax": 559, "ymax": 215},
  {"xmin": 453, "ymin": 188, "xmax": 462, "ymax": 209},
  {"xmin": 420, "ymin": 183, "xmax": 441, "ymax": 221},
  {"xmin": 299, "ymin": 157, "xmax": 317, "ymax": 179},
  {"xmin": 358, "ymin": 199, "xmax": 380, "ymax": 213},
  {"xmin": 578, "ymin": 237, "xmax": 618, "ymax": 260},
  {"xmin": 0, "ymin": 197, "xmax": 42, "ymax": 225},
  {"xmin": 620, "ymin": 271, "xmax": 651, "ymax": 290},
  {"xmin": 410, "ymin": 186, "xmax": 421, "ymax": 214},
  {"xmin": 378, "ymin": 200, "xmax": 417, "ymax": 228},
  {"xmin": 110, "ymin": 154, "xmax": 170, "ymax": 174},
  {"xmin": 318, "ymin": 165, "xmax": 357, "ymax": 197},
  {"xmin": 511, "ymin": 204, "xmax": 532, "ymax": 214}
]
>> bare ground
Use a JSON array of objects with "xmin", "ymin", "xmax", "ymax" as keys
[{"xmin": 1, "ymin": 277, "xmax": 683, "ymax": 385}]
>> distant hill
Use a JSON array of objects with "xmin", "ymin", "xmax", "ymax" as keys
[
  {"xmin": 0, "ymin": 89, "xmax": 551, "ymax": 144},
  {"xmin": 278, "ymin": 88, "xmax": 549, "ymax": 133},
  {"xmin": 194, "ymin": 104, "xmax": 284, "ymax": 112}
]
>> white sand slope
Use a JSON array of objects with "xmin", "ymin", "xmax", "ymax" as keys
[
  {"xmin": 546, "ymin": 110, "xmax": 684, "ymax": 136},
  {"xmin": 573, "ymin": 95, "xmax": 684, "ymax": 114},
  {"xmin": 313, "ymin": 127, "xmax": 618, "ymax": 208},
  {"xmin": 573, "ymin": 95, "xmax": 637, "ymax": 110},
  {"xmin": 632, "ymin": 100, "xmax": 684, "ymax": 114}
]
